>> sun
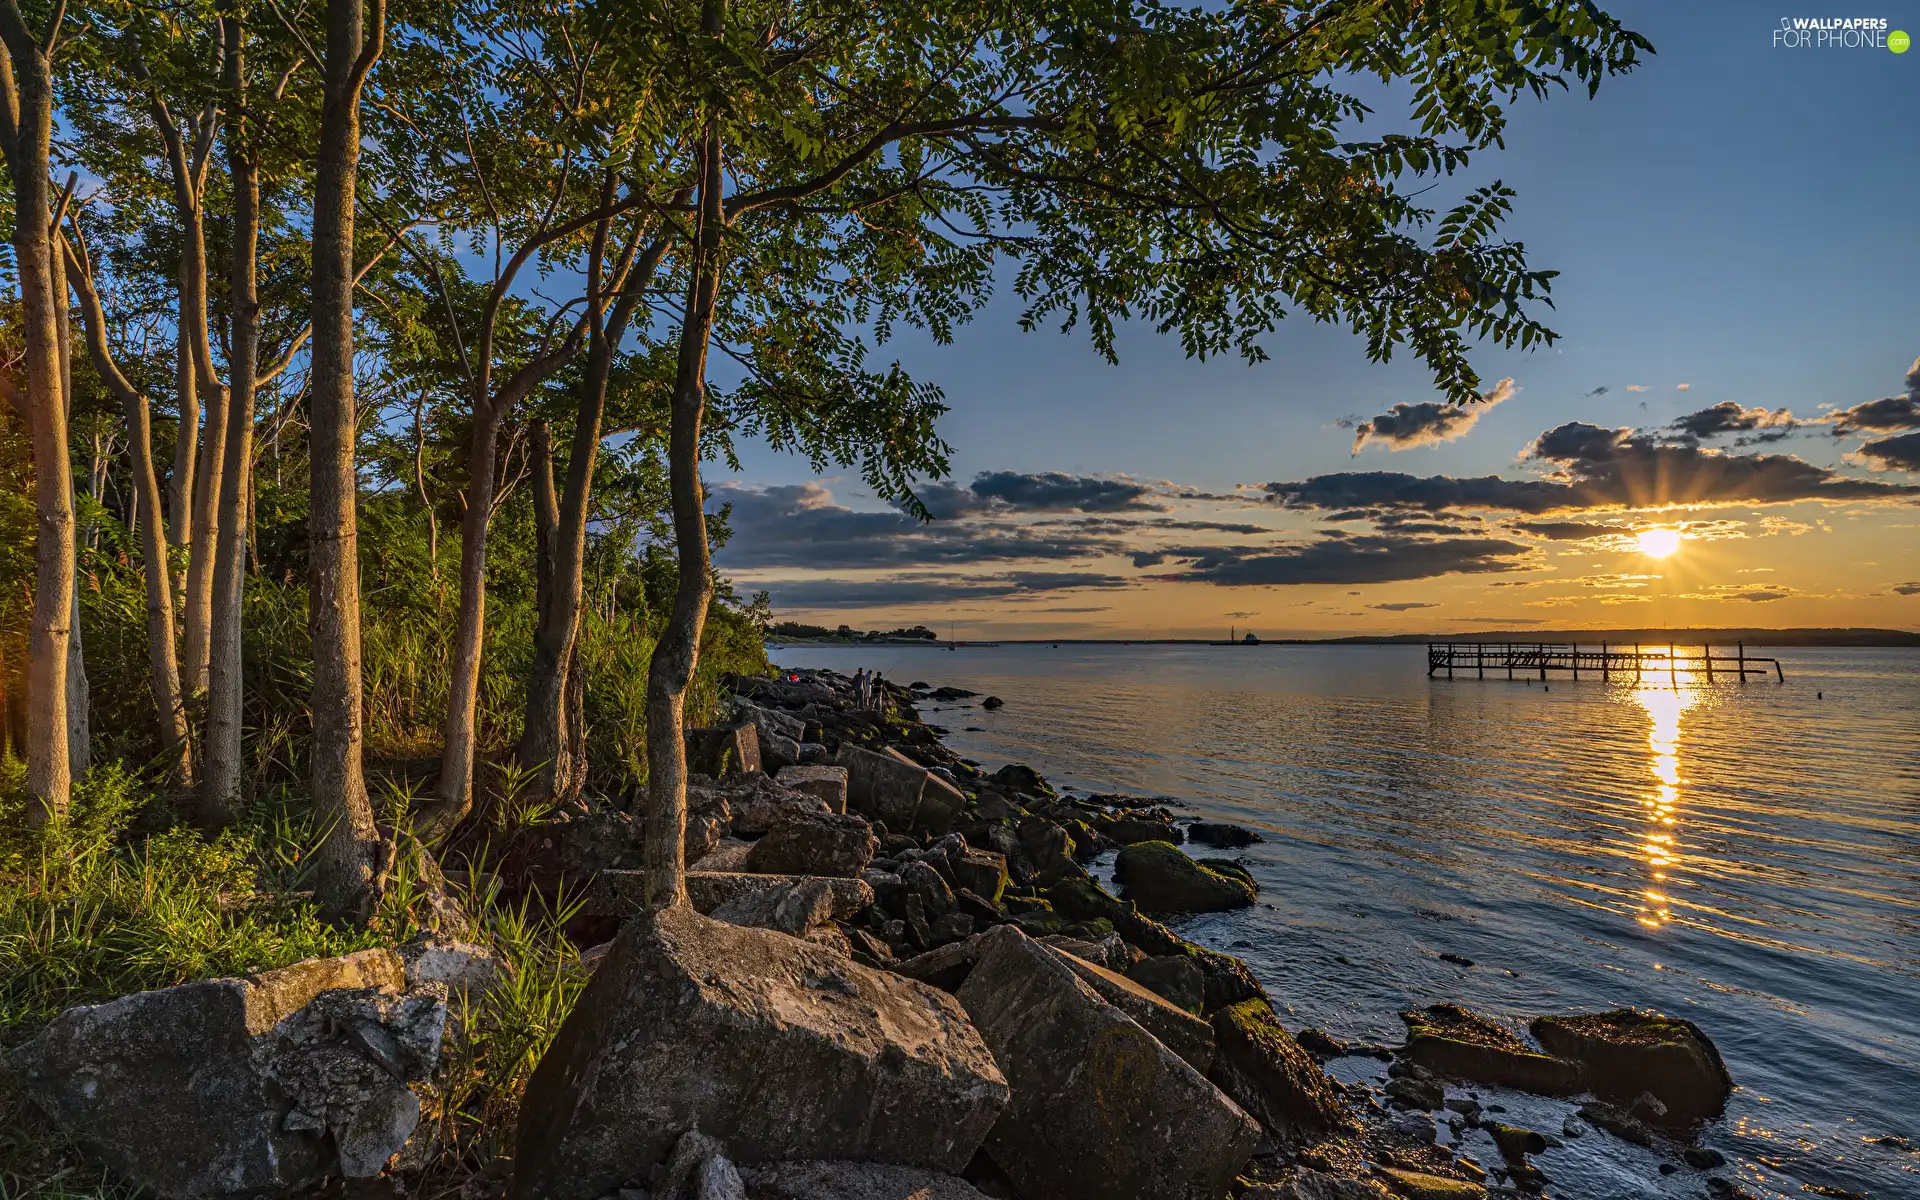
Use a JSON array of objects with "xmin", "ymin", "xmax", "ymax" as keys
[{"xmin": 1636, "ymin": 527, "xmax": 1684, "ymax": 558}]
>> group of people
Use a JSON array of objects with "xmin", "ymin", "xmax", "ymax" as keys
[{"xmin": 851, "ymin": 668, "xmax": 889, "ymax": 711}]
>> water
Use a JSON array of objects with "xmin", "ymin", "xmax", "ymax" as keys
[{"xmin": 771, "ymin": 642, "xmax": 1920, "ymax": 1199}]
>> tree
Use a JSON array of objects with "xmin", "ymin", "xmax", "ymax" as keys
[
  {"xmin": 0, "ymin": 0, "xmax": 77, "ymax": 824},
  {"xmin": 603, "ymin": 0, "xmax": 1649, "ymax": 905},
  {"xmin": 307, "ymin": 0, "xmax": 386, "ymax": 921}
]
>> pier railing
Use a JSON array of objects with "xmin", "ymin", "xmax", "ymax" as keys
[{"xmin": 1426, "ymin": 641, "xmax": 1783, "ymax": 683}]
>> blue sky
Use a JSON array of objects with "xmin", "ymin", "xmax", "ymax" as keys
[{"xmin": 710, "ymin": 2, "xmax": 1920, "ymax": 635}]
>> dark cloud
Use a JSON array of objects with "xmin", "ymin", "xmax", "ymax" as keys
[
  {"xmin": 1510, "ymin": 520, "xmax": 1623, "ymax": 541},
  {"xmin": 1894, "ymin": 582, "xmax": 1920, "ymax": 596},
  {"xmin": 1131, "ymin": 551, "xmax": 1169, "ymax": 568},
  {"xmin": 1458, "ymin": 616, "xmax": 1548, "ymax": 625},
  {"xmin": 1370, "ymin": 602, "xmax": 1440, "ymax": 611},
  {"xmin": 1155, "ymin": 533, "xmax": 1533, "ymax": 587},
  {"xmin": 968, "ymin": 471, "xmax": 1165, "ymax": 513},
  {"xmin": 1265, "ymin": 422, "xmax": 1920, "ymax": 514},
  {"xmin": 1852, "ymin": 431, "xmax": 1920, "ymax": 472},
  {"xmin": 1830, "ymin": 357, "xmax": 1920, "ymax": 434},
  {"xmin": 712, "ymin": 482, "xmax": 1124, "ymax": 569},
  {"xmin": 1667, "ymin": 402, "xmax": 1800, "ymax": 444},
  {"xmin": 1032, "ymin": 517, "xmax": 1270, "ymax": 535},
  {"xmin": 1347, "ymin": 378, "xmax": 1515, "ymax": 454},
  {"xmin": 758, "ymin": 571, "xmax": 1131, "ymax": 610}
]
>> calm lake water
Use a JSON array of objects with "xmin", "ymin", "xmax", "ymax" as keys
[{"xmin": 771, "ymin": 642, "xmax": 1920, "ymax": 1200}]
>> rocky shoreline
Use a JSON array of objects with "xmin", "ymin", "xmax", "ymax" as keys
[{"xmin": 3, "ymin": 667, "xmax": 1758, "ymax": 1200}]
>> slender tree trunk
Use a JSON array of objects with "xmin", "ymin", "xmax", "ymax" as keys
[
  {"xmin": 167, "ymin": 316, "xmax": 197, "ymax": 573},
  {"xmin": 52, "ymin": 232, "xmax": 87, "ymax": 776},
  {"xmin": 178, "ymin": 203, "xmax": 225, "ymax": 698},
  {"xmin": 518, "ymin": 419, "xmax": 575, "ymax": 800},
  {"xmin": 519, "ymin": 227, "xmax": 670, "ymax": 805},
  {"xmin": 63, "ymin": 235, "xmax": 193, "ymax": 782},
  {"xmin": 203, "ymin": 13, "xmax": 257, "ymax": 823},
  {"xmin": 0, "ymin": 22, "xmax": 73, "ymax": 824},
  {"xmin": 643, "ymin": 123, "xmax": 726, "ymax": 909},
  {"xmin": 431, "ymin": 397, "xmax": 504, "ymax": 824},
  {"xmin": 308, "ymin": 0, "xmax": 386, "ymax": 922}
]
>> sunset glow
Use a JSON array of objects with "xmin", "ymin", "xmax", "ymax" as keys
[{"xmin": 1635, "ymin": 528, "xmax": 1684, "ymax": 559}]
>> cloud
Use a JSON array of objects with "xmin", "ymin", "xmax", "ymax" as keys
[
  {"xmin": 1458, "ymin": 616, "xmax": 1548, "ymax": 625},
  {"xmin": 1894, "ymin": 582, "xmax": 1920, "ymax": 596},
  {"xmin": 1348, "ymin": 378, "xmax": 1516, "ymax": 454},
  {"xmin": 1677, "ymin": 384, "xmax": 1690, "ymax": 391},
  {"xmin": 1582, "ymin": 386, "xmax": 1609, "ymax": 399},
  {"xmin": 967, "ymin": 471, "xmax": 1166, "ymax": 513},
  {"xmin": 1223, "ymin": 610, "xmax": 1260, "ymax": 619},
  {"xmin": 757, "ymin": 571, "xmax": 1132, "ymax": 609},
  {"xmin": 712, "ymin": 482, "xmax": 1128, "ymax": 569},
  {"xmin": 1267, "ymin": 423, "xmax": 1920, "ymax": 516},
  {"xmin": 1676, "ymin": 583, "xmax": 1803, "ymax": 603},
  {"xmin": 1851, "ymin": 431, "xmax": 1920, "ymax": 472},
  {"xmin": 1510, "ymin": 520, "xmax": 1623, "ymax": 541},
  {"xmin": 1155, "ymin": 532, "xmax": 1533, "ymax": 587},
  {"xmin": 1370, "ymin": 602, "xmax": 1440, "ymax": 611},
  {"xmin": 1829, "ymin": 356, "xmax": 1920, "ymax": 434},
  {"xmin": 1667, "ymin": 402, "xmax": 1800, "ymax": 444},
  {"xmin": 1627, "ymin": 385, "xmax": 1649, "ymax": 393}
]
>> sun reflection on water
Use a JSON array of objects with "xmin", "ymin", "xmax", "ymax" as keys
[{"xmin": 1632, "ymin": 654, "xmax": 1699, "ymax": 928}]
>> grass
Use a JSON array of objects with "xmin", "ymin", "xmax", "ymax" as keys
[{"xmin": 0, "ymin": 761, "xmax": 590, "ymax": 1199}]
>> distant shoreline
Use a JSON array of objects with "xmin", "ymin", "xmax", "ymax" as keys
[{"xmin": 768, "ymin": 626, "xmax": 1920, "ymax": 649}]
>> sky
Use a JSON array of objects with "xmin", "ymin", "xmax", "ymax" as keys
[{"xmin": 704, "ymin": 1, "xmax": 1920, "ymax": 639}]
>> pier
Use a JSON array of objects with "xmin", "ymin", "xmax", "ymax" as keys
[{"xmin": 1426, "ymin": 641, "xmax": 1784, "ymax": 683}]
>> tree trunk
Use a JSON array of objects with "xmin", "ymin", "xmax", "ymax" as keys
[
  {"xmin": 643, "ymin": 124, "xmax": 726, "ymax": 910},
  {"xmin": 308, "ymin": 0, "xmax": 386, "ymax": 923},
  {"xmin": 0, "ymin": 23, "xmax": 74, "ymax": 824},
  {"xmin": 203, "ymin": 13, "xmax": 257, "ymax": 824},
  {"xmin": 431, "ymin": 397, "xmax": 504, "ymax": 824},
  {"xmin": 518, "ymin": 418, "xmax": 577, "ymax": 802},
  {"xmin": 52, "ymin": 229, "xmax": 87, "ymax": 776},
  {"xmin": 177, "ymin": 185, "xmax": 225, "ymax": 700},
  {"xmin": 167, "ymin": 314, "xmax": 197, "ymax": 576},
  {"xmin": 62, "ymin": 235, "xmax": 193, "ymax": 783},
  {"xmin": 518, "ymin": 229, "xmax": 671, "ymax": 806}
]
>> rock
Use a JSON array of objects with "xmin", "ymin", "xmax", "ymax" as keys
[
  {"xmin": 953, "ymin": 925, "xmax": 1261, "ymax": 1200},
  {"xmin": 687, "ymin": 722, "xmax": 762, "ymax": 777},
  {"xmin": 691, "ymin": 838, "xmax": 755, "ymax": 872},
  {"xmin": 902, "ymin": 859, "xmax": 955, "ymax": 916},
  {"xmin": 5, "ymin": 949, "xmax": 442, "ymax": 1198},
  {"xmin": 1258, "ymin": 1168, "xmax": 1392, "ymax": 1199},
  {"xmin": 1377, "ymin": 1168, "xmax": 1484, "ymax": 1199},
  {"xmin": 1385, "ymin": 1076, "xmax": 1444, "ymax": 1110},
  {"xmin": 980, "ymin": 696, "xmax": 1003, "ymax": 710},
  {"xmin": 1387, "ymin": 1110, "xmax": 1437, "ymax": 1145},
  {"xmin": 1575, "ymin": 1101, "xmax": 1653, "ymax": 1147},
  {"xmin": 1186, "ymin": 821, "xmax": 1263, "ymax": 848},
  {"xmin": 1706, "ymin": 1180, "xmax": 1762, "ymax": 1200},
  {"xmin": 930, "ymin": 911, "xmax": 975, "ymax": 944},
  {"xmin": 988, "ymin": 763, "xmax": 1046, "ymax": 795},
  {"xmin": 586, "ymin": 870, "xmax": 872, "ymax": 924},
  {"xmin": 917, "ymin": 773, "xmax": 965, "ymax": 835},
  {"xmin": 1685, "ymin": 1147, "xmax": 1728, "ymax": 1169},
  {"xmin": 1487, "ymin": 1123, "xmax": 1546, "ymax": 1163},
  {"xmin": 739, "ymin": 701, "xmax": 807, "ymax": 743},
  {"xmin": 774, "ymin": 765, "xmax": 849, "ymax": 813},
  {"xmin": 891, "ymin": 939, "xmax": 981, "ymax": 992},
  {"xmin": 759, "ymin": 731, "xmax": 802, "ymax": 772},
  {"xmin": 1045, "ymin": 877, "xmax": 1263, "ymax": 1014},
  {"xmin": 745, "ymin": 812, "xmax": 878, "ymax": 878},
  {"xmin": 1207, "ymin": 999, "xmax": 1344, "ymax": 1145},
  {"xmin": 1529, "ymin": 1009, "xmax": 1732, "ymax": 1125},
  {"xmin": 1043, "ymin": 944, "xmax": 1216, "ymax": 1073},
  {"xmin": 1127, "ymin": 954, "xmax": 1206, "ymax": 1014},
  {"xmin": 1112, "ymin": 841, "xmax": 1255, "ymax": 913},
  {"xmin": 721, "ymin": 774, "xmax": 833, "ymax": 837},
  {"xmin": 1013, "ymin": 816, "xmax": 1082, "ymax": 885},
  {"xmin": 1397, "ymin": 1005, "xmax": 1580, "ymax": 1095},
  {"xmin": 1100, "ymin": 816, "xmax": 1182, "ymax": 845},
  {"xmin": 1297, "ymin": 1028, "xmax": 1348, "ymax": 1058},
  {"xmin": 709, "ymin": 876, "xmax": 837, "ymax": 937},
  {"xmin": 741, "ymin": 1161, "xmax": 990, "ymax": 1200},
  {"xmin": 399, "ymin": 930, "xmax": 503, "ymax": 996},
  {"xmin": 945, "ymin": 845, "xmax": 1008, "ymax": 903},
  {"xmin": 511, "ymin": 907, "xmax": 1008, "ymax": 1200},
  {"xmin": 837, "ymin": 744, "xmax": 937, "ymax": 831}
]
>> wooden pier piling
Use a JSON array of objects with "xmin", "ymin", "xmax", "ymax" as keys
[{"xmin": 1427, "ymin": 641, "xmax": 1783, "ymax": 683}]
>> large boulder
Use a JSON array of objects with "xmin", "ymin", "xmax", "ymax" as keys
[
  {"xmin": 954, "ymin": 925, "xmax": 1261, "ymax": 1200},
  {"xmin": 1530, "ymin": 1009, "xmax": 1732, "ymax": 1124},
  {"xmin": 1045, "ymin": 944, "xmax": 1216, "ymax": 1073},
  {"xmin": 742, "ymin": 1160, "xmax": 991, "ymax": 1200},
  {"xmin": 5, "ymin": 950, "xmax": 444, "ymax": 1198},
  {"xmin": 837, "ymin": 744, "xmax": 959, "ymax": 833},
  {"xmin": 774, "ymin": 764, "xmax": 850, "ymax": 813},
  {"xmin": 745, "ymin": 811, "xmax": 878, "ymax": 878},
  {"xmin": 511, "ymin": 907, "xmax": 1008, "ymax": 1200},
  {"xmin": 945, "ymin": 844, "xmax": 1009, "ymax": 903},
  {"xmin": 1113, "ymin": 841, "xmax": 1256, "ymax": 913},
  {"xmin": 1186, "ymin": 821, "xmax": 1264, "ymax": 848},
  {"xmin": 687, "ymin": 722, "xmax": 763, "ymax": 777},
  {"xmin": 1207, "ymin": 1000, "xmax": 1344, "ymax": 1146},
  {"xmin": 1399, "ymin": 1005, "xmax": 1580, "ymax": 1095},
  {"xmin": 709, "ymin": 876, "xmax": 838, "ymax": 937},
  {"xmin": 713, "ymin": 773, "xmax": 832, "ymax": 837}
]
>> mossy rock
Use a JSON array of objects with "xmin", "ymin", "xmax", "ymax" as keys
[
  {"xmin": 1011, "ymin": 908, "xmax": 1065, "ymax": 937},
  {"xmin": 1194, "ymin": 858, "xmax": 1255, "ymax": 889},
  {"xmin": 1530, "ymin": 1009, "xmax": 1732, "ymax": 1124},
  {"xmin": 1113, "ymin": 841, "xmax": 1256, "ymax": 914},
  {"xmin": 1207, "ymin": 999, "xmax": 1344, "ymax": 1145},
  {"xmin": 1379, "ymin": 1167, "xmax": 1485, "ymax": 1198},
  {"xmin": 1045, "ymin": 877, "xmax": 1130, "ymax": 925},
  {"xmin": 1398, "ymin": 1004, "xmax": 1581, "ymax": 1096}
]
